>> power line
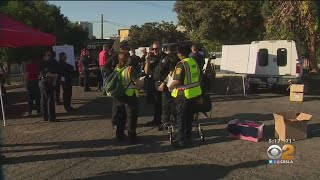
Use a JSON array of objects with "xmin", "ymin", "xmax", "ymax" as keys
[
  {"xmin": 72, "ymin": 20, "xmax": 129, "ymax": 28},
  {"xmin": 130, "ymin": 1, "xmax": 172, "ymax": 10},
  {"xmin": 145, "ymin": 2, "xmax": 172, "ymax": 9}
]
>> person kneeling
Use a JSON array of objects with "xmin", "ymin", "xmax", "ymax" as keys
[{"xmin": 112, "ymin": 52, "xmax": 142, "ymax": 144}]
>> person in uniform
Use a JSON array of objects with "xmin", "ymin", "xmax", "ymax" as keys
[
  {"xmin": 80, "ymin": 48, "xmax": 91, "ymax": 92},
  {"xmin": 168, "ymin": 45, "xmax": 202, "ymax": 148},
  {"xmin": 144, "ymin": 46, "xmax": 156, "ymax": 104},
  {"xmin": 104, "ymin": 41, "xmax": 130, "ymax": 77},
  {"xmin": 190, "ymin": 44, "xmax": 207, "ymax": 91},
  {"xmin": 104, "ymin": 41, "xmax": 131, "ymax": 126},
  {"xmin": 52, "ymin": 51, "xmax": 62, "ymax": 105},
  {"xmin": 190, "ymin": 44, "xmax": 205, "ymax": 70},
  {"xmin": 129, "ymin": 48, "xmax": 141, "ymax": 74},
  {"xmin": 112, "ymin": 52, "xmax": 142, "ymax": 144},
  {"xmin": 144, "ymin": 41, "xmax": 173, "ymax": 130},
  {"xmin": 158, "ymin": 46, "xmax": 179, "ymax": 130},
  {"xmin": 139, "ymin": 47, "xmax": 148, "ymax": 91},
  {"xmin": 165, "ymin": 45, "xmax": 179, "ymax": 122},
  {"xmin": 39, "ymin": 50, "xmax": 60, "ymax": 122},
  {"xmin": 59, "ymin": 52, "xmax": 74, "ymax": 112}
]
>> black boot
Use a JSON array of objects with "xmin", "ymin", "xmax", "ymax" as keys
[
  {"xmin": 128, "ymin": 132, "xmax": 138, "ymax": 145},
  {"xmin": 173, "ymin": 140, "xmax": 187, "ymax": 148}
]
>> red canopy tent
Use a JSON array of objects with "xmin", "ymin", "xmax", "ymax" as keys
[
  {"xmin": 0, "ymin": 14, "xmax": 56, "ymax": 48},
  {"xmin": 0, "ymin": 14, "xmax": 56, "ymax": 126}
]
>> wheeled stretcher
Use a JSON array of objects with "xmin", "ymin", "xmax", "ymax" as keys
[{"xmin": 162, "ymin": 112, "xmax": 205, "ymax": 143}]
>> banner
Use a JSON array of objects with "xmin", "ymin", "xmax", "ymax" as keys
[{"xmin": 52, "ymin": 45, "xmax": 75, "ymax": 70}]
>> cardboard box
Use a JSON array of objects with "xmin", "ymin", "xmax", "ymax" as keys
[
  {"xmin": 273, "ymin": 111, "xmax": 312, "ymax": 142},
  {"xmin": 290, "ymin": 84, "xmax": 304, "ymax": 102}
]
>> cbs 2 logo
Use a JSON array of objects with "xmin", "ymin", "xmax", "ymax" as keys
[{"xmin": 267, "ymin": 144, "xmax": 295, "ymax": 160}]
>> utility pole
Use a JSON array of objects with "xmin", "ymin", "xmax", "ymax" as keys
[{"xmin": 101, "ymin": 14, "xmax": 103, "ymax": 40}]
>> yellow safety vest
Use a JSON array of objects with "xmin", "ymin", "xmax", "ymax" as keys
[
  {"xmin": 171, "ymin": 58, "xmax": 202, "ymax": 99},
  {"xmin": 118, "ymin": 66, "xmax": 139, "ymax": 97}
]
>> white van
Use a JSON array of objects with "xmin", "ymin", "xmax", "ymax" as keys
[
  {"xmin": 220, "ymin": 40, "xmax": 302, "ymax": 91},
  {"xmin": 135, "ymin": 47, "xmax": 150, "ymax": 58}
]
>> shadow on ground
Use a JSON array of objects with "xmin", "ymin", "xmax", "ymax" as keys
[
  {"xmin": 5, "ymin": 88, "xmax": 155, "ymax": 121},
  {"xmin": 1, "ymin": 128, "xmax": 233, "ymax": 165},
  {"xmin": 309, "ymin": 123, "xmax": 320, "ymax": 138},
  {"xmin": 85, "ymin": 160, "xmax": 267, "ymax": 180},
  {"xmin": 303, "ymin": 96, "xmax": 320, "ymax": 102},
  {"xmin": 211, "ymin": 94, "xmax": 285, "ymax": 103},
  {"xmin": 200, "ymin": 113, "xmax": 273, "ymax": 127}
]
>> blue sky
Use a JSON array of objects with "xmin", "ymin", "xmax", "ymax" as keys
[{"xmin": 50, "ymin": 1, "xmax": 178, "ymax": 38}]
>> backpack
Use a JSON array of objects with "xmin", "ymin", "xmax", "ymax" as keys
[
  {"xmin": 193, "ymin": 93, "xmax": 213, "ymax": 118},
  {"xmin": 103, "ymin": 66, "xmax": 130, "ymax": 97}
]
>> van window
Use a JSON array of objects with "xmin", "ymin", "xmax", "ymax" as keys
[
  {"xmin": 277, "ymin": 48, "xmax": 287, "ymax": 66},
  {"xmin": 258, "ymin": 49, "xmax": 268, "ymax": 66}
]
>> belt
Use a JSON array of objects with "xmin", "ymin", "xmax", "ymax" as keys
[
  {"xmin": 177, "ymin": 82, "xmax": 200, "ymax": 89},
  {"xmin": 127, "ymin": 85, "xmax": 137, "ymax": 89}
]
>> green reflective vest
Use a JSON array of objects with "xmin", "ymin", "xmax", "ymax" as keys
[
  {"xmin": 171, "ymin": 58, "xmax": 202, "ymax": 99},
  {"xmin": 118, "ymin": 66, "xmax": 139, "ymax": 97}
]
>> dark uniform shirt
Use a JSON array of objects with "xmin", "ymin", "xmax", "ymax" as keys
[
  {"xmin": 60, "ymin": 63, "xmax": 74, "ymax": 84},
  {"xmin": 149, "ymin": 52, "xmax": 173, "ymax": 80},
  {"xmin": 139, "ymin": 54, "xmax": 147, "ymax": 76},
  {"xmin": 39, "ymin": 60, "xmax": 60, "ymax": 79},
  {"xmin": 129, "ymin": 55, "xmax": 141, "ymax": 74},
  {"xmin": 167, "ymin": 53, "xmax": 179, "ymax": 72},
  {"xmin": 104, "ymin": 52, "xmax": 119, "ymax": 75},
  {"xmin": 190, "ymin": 52, "xmax": 205, "ymax": 70}
]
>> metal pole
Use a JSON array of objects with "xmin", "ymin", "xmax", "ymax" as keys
[
  {"xmin": 242, "ymin": 75, "xmax": 246, "ymax": 96},
  {"xmin": 101, "ymin": 14, "xmax": 103, "ymax": 40},
  {"xmin": 0, "ymin": 83, "xmax": 6, "ymax": 126}
]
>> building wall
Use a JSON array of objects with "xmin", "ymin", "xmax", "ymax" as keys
[
  {"xmin": 78, "ymin": 22, "xmax": 93, "ymax": 38},
  {"xmin": 118, "ymin": 29, "xmax": 130, "ymax": 42}
]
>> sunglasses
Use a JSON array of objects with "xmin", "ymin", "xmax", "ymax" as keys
[{"xmin": 152, "ymin": 48, "xmax": 159, "ymax": 51}]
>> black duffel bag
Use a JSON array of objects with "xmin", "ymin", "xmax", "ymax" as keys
[{"xmin": 192, "ymin": 93, "xmax": 212, "ymax": 113}]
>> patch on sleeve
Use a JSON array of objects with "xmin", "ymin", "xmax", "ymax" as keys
[{"xmin": 175, "ymin": 68, "xmax": 182, "ymax": 75}]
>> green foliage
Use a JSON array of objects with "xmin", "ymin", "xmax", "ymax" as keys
[
  {"xmin": 0, "ymin": 0, "xmax": 88, "ymax": 63},
  {"xmin": 264, "ymin": 1, "xmax": 319, "ymax": 70},
  {"xmin": 128, "ymin": 21, "xmax": 187, "ymax": 48},
  {"xmin": 174, "ymin": 0, "xmax": 320, "ymax": 70},
  {"xmin": 174, "ymin": 1, "xmax": 264, "ymax": 45},
  {"xmin": 173, "ymin": 1, "xmax": 264, "ymax": 54}
]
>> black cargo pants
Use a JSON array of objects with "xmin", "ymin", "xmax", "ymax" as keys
[
  {"xmin": 174, "ymin": 95, "xmax": 196, "ymax": 141},
  {"xmin": 161, "ymin": 87, "xmax": 177, "ymax": 124},
  {"xmin": 112, "ymin": 95, "xmax": 138, "ymax": 137},
  {"xmin": 39, "ymin": 79, "xmax": 56, "ymax": 121},
  {"xmin": 62, "ymin": 82, "xmax": 72, "ymax": 111}
]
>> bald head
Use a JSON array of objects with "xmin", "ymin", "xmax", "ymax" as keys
[{"xmin": 191, "ymin": 44, "xmax": 199, "ymax": 54}]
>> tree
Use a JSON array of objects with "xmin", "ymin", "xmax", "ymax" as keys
[
  {"xmin": 174, "ymin": 1, "xmax": 264, "ymax": 52},
  {"xmin": 128, "ymin": 21, "xmax": 187, "ymax": 48},
  {"xmin": 0, "ymin": 0, "xmax": 88, "ymax": 63},
  {"xmin": 264, "ymin": 1, "xmax": 319, "ymax": 72}
]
